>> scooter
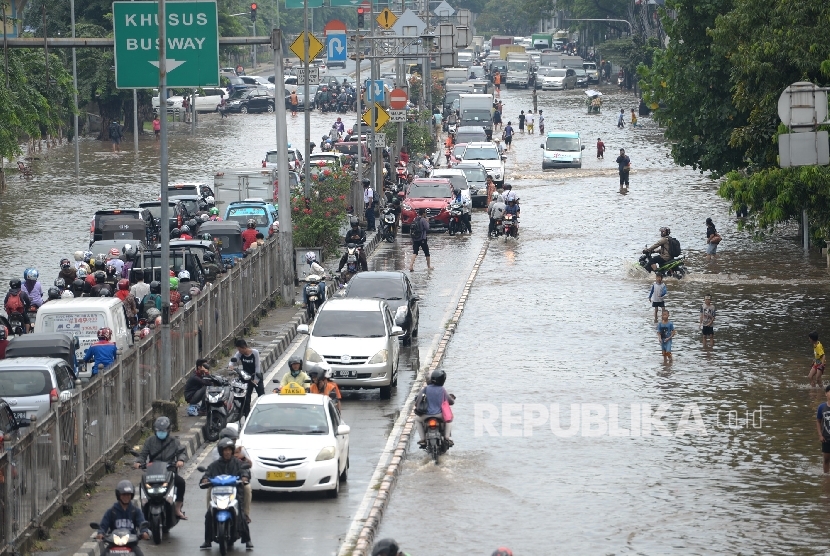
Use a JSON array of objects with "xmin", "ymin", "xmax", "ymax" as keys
[
  {"xmin": 340, "ymin": 244, "xmax": 361, "ymax": 284},
  {"xmin": 380, "ymin": 206, "xmax": 397, "ymax": 243},
  {"xmin": 198, "ymin": 472, "xmax": 246, "ymax": 556},
  {"xmin": 7, "ymin": 312, "xmax": 26, "ymax": 335},
  {"xmin": 638, "ymin": 250, "xmax": 687, "ymax": 279},
  {"xmin": 203, "ymin": 374, "xmax": 233, "ymax": 441},
  {"xmin": 447, "ymin": 202, "xmax": 465, "ymax": 236},
  {"xmin": 502, "ymin": 213, "xmax": 518, "ymax": 238},
  {"xmin": 226, "ymin": 357, "xmax": 253, "ymax": 422},
  {"xmin": 395, "ymin": 162, "xmax": 408, "ymax": 187},
  {"xmin": 304, "ymin": 274, "xmax": 323, "ymax": 320},
  {"xmin": 135, "ymin": 459, "xmax": 180, "ymax": 544},
  {"xmin": 89, "ymin": 522, "xmax": 147, "ymax": 555},
  {"xmin": 421, "ymin": 416, "xmax": 451, "ymax": 465},
  {"xmin": 489, "ymin": 216, "xmax": 504, "ymax": 238}
]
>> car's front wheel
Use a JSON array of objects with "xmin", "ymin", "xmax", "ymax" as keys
[
  {"xmin": 379, "ymin": 384, "xmax": 392, "ymax": 400},
  {"xmin": 240, "ymin": 106, "xmax": 249, "ymax": 114},
  {"xmin": 327, "ymin": 468, "xmax": 340, "ymax": 498},
  {"xmin": 267, "ymin": 103, "xmax": 274, "ymax": 113}
]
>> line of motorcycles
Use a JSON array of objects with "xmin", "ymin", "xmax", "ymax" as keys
[{"xmin": 202, "ymin": 357, "xmax": 255, "ymax": 442}]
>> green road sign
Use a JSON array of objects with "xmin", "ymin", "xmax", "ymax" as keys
[
  {"xmin": 286, "ymin": 0, "xmax": 323, "ymax": 8},
  {"xmin": 113, "ymin": 1, "xmax": 219, "ymax": 89}
]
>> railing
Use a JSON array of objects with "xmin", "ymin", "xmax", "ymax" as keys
[{"xmin": 0, "ymin": 237, "xmax": 282, "ymax": 554}]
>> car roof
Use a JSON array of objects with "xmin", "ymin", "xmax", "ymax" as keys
[
  {"xmin": 347, "ymin": 271, "xmax": 405, "ymax": 282},
  {"xmin": 431, "ymin": 168, "xmax": 465, "ymax": 176},
  {"xmin": 251, "ymin": 392, "xmax": 328, "ymax": 406},
  {"xmin": 546, "ymin": 130, "xmax": 580, "ymax": 138},
  {"xmin": 7, "ymin": 333, "xmax": 75, "ymax": 351},
  {"xmin": 456, "ymin": 126, "xmax": 487, "ymax": 133},
  {"xmin": 169, "ymin": 239, "xmax": 216, "ymax": 248},
  {"xmin": 140, "ymin": 200, "xmax": 179, "ymax": 207},
  {"xmin": 319, "ymin": 298, "xmax": 386, "ymax": 312},
  {"xmin": 412, "ymin": 178, "xmax": 452, "ymax": 185},
  {"xmin": 37, "ymin": 298, "xmax": 122, "ymax": 310},
  {"xmin": 454, "ymin": 161, "xmax": 486, "ymax": 169},
  {"xmin": 199, "ymin": 221, "xmax": 243, "ymax": 231},
  {"xmin": 0, "ymin": 357, "xmax": 65, "ymax": 370}
]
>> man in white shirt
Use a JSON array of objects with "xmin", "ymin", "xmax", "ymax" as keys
[{"xmin": 363, "ymin": 179, "xmax": 376, "ymax": 231}]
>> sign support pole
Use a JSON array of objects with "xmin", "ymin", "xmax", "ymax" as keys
[
  {"xmin": 396, "ymin": 56, "xmax": 404, "ymax": 163},
  {"xmin": 302, "ymin": 0, "xmax": 311, "ymax": 197},
  {"xmin": 354, "ymin": 32, "xmax": 363, "ymax": 217},
  {"xmin": 369, "ymin": 2, "xmax": 378, "ymax": 207},
  {"xmin": 133, "ymin": 89, "xmax": 139, "ymax": 151},
  {"xmin": 70, "ymin": 0, "xmax": 79, "ymax": 176},
  {"xmin": 158, "ymin": 0, "xmax": 172, "ymax": 400},
  {"xmin": 273, "ymin": 29, "xmax": 295, "ymax": 304}
]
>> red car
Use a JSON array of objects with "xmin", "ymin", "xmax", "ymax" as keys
[{"xmin": 401, "ymin": 178, "xmax": 454, "ymax": 232}]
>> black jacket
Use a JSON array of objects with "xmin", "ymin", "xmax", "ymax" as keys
[
  {"xmin": 184, "ymin": 372, "xmax": 211, "ymax": 403},
  {"xmin": 136, "ymin": 434, "xmax": 188, "ymax": 466},
  {"xmin": 201, "ymin": 455, "xmax": 250, "ymax": 482},
  {"xmin": 344, "ymin": 229, "xmax": 366, "ymax": 245}
]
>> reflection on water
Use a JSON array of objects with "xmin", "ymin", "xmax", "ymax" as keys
[{"xmin": 378, "ymin": 86, "xmax": 830, "ymax": 554}]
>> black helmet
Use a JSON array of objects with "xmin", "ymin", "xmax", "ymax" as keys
[
  {"xmin": 94, "ymin": 271, "xmax": 106, "ymax": 284},
  {"xmin": 153, "ymin": 416, "xmax": 171, "ymax": 433},
  {"xmin": 453, "ymin": 188, "xmax": 461, "ymax": 196},
  {"xmin": 9, "ymin": 278, "xmax": 21, "ymax": 289},
  {"xmin": 146, "ymin": 308, "xmax": 161, "ymax": 321},
  {"xmin": 150, "ymin": 280, "xmax": 161, "ymax": 294},
  {"xmin": 99, "ymin": 287, "xmax": 112, "ymax": 297},
  {"xmin": 247, "ymin": 219, "xmax": 257, "ymax": 229},
  {"xmin": 180, "ymin": 225, "xmax": 191, "ymax": 235},
  {"xmin": 47, "ymin": 286, "xmax": 61, "ymax": 300},
  {"xmin": 203, "ymin": 252, "xmax": 215, "ymax": 263},
  {"xmin": 72, "ymin": 278, "xmax": 85, "ymax": 291},
  {"xmin": 182, "ymin": 294, "xmax": 192, "ymax": 304},
  {"xmin": 288, "ymin": 355, "xmax": 303, "ymax": 370},
  {"xmin": 372, "ymin": 538, "xmax": 401, "ymax": 556},
  {"xmin": 217, "ymin": 437, "xmax": 236, "ymax": 454},
  {"xmin": 350, "ymin": 217, "xmax": 359, "ymax": 229},
  {"xmin": 361, "ymin": 178, "xmax": 370, "ymax": 187},
  {"xmin": 54, "ymin": 277, "xmax": 66, "ymax": 289},
  {"xmin": 429, "ymin": 369, "xmax": 446, "ymax": 386},
  {"xmin": 187, "ymin": 219, "xmax": 198, "ymax": 228},
  {"xmin": 115, "ymin": 479, "xmax": 135, "ymax": 500},
  {"xmin": 219, "ymin": 427, "xmax": 239, "ymax": 440},
  {"xmin": 171, "ymin": 228, "xmax": 182, "ymax": 239}
]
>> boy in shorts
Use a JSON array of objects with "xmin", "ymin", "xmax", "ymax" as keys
[
  {"xmin": 648, "ymin": 273, "xmax": 667, "ymax": 323},
  {"xmin": 656, "ymin": 310, "xmax": 675, "ymax": 364},
  {"xmin": 816, "ymin": 384, "xmax": 830, "ymax": 472},
  {"xmin": 809, "ymin": 331, "xmax": 826, "ymax": 387},
  {"xmin": 699, "ymin": 295, "xmax": 716, "ymax": 348}
]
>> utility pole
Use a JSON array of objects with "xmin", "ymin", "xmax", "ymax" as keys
[
  {"xmin": 69, "ymin": 0, "xmax": 79, "ymax": 175},
  {"xmin": 272, "ymin": 28, "xmax": 294, "ymax": 303},
  {"xmin": 354, "ymin": 32, "xmax": 363, "ymax": 218},
  {"xmin": 369, "ymin": 2, "xmax": 377, "ymax": 205},
  {"xmin": 302, "ymin": 0, "xmax": 311, "ymax": 197},
  {"xmin": 158, "ymin": 0, "xmax": 172, "ymax": 399}
]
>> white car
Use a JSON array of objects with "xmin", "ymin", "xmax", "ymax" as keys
[
  {"xmin": 239, "ymin": 389, "xmax": 350, "ymax": 497},
  {"xmin": 540, "ymin": 68, "xmax": 577, "ymax": 91},
  {"xmin": 430, "ymin": 168, "xmax": 471, "ymax": 206},
  {"xmin": 459, "ymin": 142, "xmax": 506, "ymax": 186},
  {"xmin": 152, "ymin": 87, "xmax": 227, "ymax": 113}
]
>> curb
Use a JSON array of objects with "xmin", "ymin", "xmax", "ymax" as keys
[{"xmin": 346, "ymin": 240, "xmax": 490, "ymax": 556}]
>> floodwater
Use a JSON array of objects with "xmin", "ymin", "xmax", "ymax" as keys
[{"xmin": 378, "ymin": 85, "xmax": 830, "ymax": 554}]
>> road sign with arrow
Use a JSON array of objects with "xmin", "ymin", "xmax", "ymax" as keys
[
  {"xmin": 362, "ymin": 102, "xmax": 390, "ymax": 132},
  {"xmin": 326, "ymin": 32, "xmax": 347, "ymax": 62}
]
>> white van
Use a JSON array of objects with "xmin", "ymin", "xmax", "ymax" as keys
[
  {"xmin": 33, "ymin": 299, "xmax": 132, "ymax": 379},
  {"xmin": 541, "ymin": 130, "xmax": 585, "ymax": 169}
]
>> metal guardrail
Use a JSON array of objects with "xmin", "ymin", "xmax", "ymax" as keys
[{"xmin": 0, "ymin": 237, "xmax": 281, "ymax": 554}]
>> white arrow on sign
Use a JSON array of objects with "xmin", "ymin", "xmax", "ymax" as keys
[
  {"xmin": 328, "ymin": 35, "xmax": 345, "ymax": 58},
  {"xmin": 149, "ymin": 59, "xmax": 186, "ymax": 72},
  {"xmin": 373, "ymin": 82, "xmax": 383, "ymax": 98}
]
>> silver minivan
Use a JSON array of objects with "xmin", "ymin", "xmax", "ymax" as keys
[
  {"xmin": 298, "ymin": 298, "xmax": 403, "ymax": 400},
  {"xmin": 0, "ymin": 357, "xmax": 76, "ymax": 421}
]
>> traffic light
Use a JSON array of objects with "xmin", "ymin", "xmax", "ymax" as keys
[
  {"xmin": 250, "ymin": 3, "xmax": 257, "ymax": 21},
  {"xmin": 357, "ymin": 7, "xmax": 365, "ymax": 28}
]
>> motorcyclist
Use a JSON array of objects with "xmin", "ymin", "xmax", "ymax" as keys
[
  {"xmin": 504, "ymin": 197, "xmax": 520, "ymax": 217},
  {"xmin": 21, "ymin": 268, "xmax": 43, "ymax": 309},
  {"xmin": 4, "ymin": 279, "xmax": 32, "ymax": 332},
  {"xmin": 83, "ymin": 327, "xmax": 118, "ymax": 375},
  {"xmin": 184, "ymin": 359, "xmax": 212, "ymax": 415},
  {"xmin": 169, "ymin": 277, "xmax": 182, "ymax": 314},
  {"xmin": 133, "ymin": 416, "xmax": 188, "ymax": 520},
  {"xmin": 44, "ymin": 286, "xmax": 61, "ymax": 303},
  {"xmin": 488, "ymin": 193, "xmax": 506, "ymax": 236},
  {"xmin": 303, "ymin": 252, "xmax": 327, "ymax": 308},
  {"xmin": 206, "ymin": 428, "xmax": 253, "ymax": 521},
  {"xmin": 643, "ymin": 227, "xmax": 673, "ymax": 272},
  {"xmin": 56, "ymin": 278, "xmax": 74, "ymax": 299},
  {"xmin": 415, "ymin": 369, "xmax": 455, "ymax": 447},
  {"xmin": 199, "ymin": 438, "xmax": 253, "ymax": 550},
  {"xmin": 179, "ymin": 225, "xmax": 193, "ymax": 241},
  {"xmin": 230, "ymin": 339, "xmax": 264, "ymax": 417},
  {"xmin": 171, "ymin": 228, "xmax": 182, "ymax": 240},
  {"xmin": 241, "ymin": 219, "xmax": 259, "ymax": 251},
  {"xmin": 83, "ymin": 262, "xmax": 97, "ymax": 290},
  {"xmin": 121, "ymin": 244, "xmax": 137, "ymax": 280},
  {"xmin": 0, "ymin": 327, "xmax": 8, "ymax": 359},
  {"xmin": 90, "ymin": 271, "xmax": 108, "ymax": 297},
  {"xmin": 372, "ymin": 538, "xmax": 411, "ymax": 556},
  {"xmin": 201, "ymin": 252, "xmax": 222, "ymax": 282},
  {"xmin": 279, "ymin": 355, "xmax": 309, "ymax": 388},
  {"xmin": 338, "ymin": 217, "xmax": 368, "ymax": 272},
  {"xmin": 115, "ymin": 279, "xmax": 138, "ymax": 323},
  {"xmin": 71, "ymin": 277, "xmax": 86, "ymax": 298},
  {"xmin": 451, "ymin": 187, "xmax": 472, "ymax": 233},
  {"xmin": 106, "ymin": 248, "xmax": 125, "ymax": 278},
  {"xmin": 73, "ymin": 250, "xmax": 85, "ymax": 270},
  {"xmin": 58, "ymin": 258, "xmax": 77, "ymax": 283},
  {"xmin": 309, "ymin": 365, "xmax": 341, "ymax": 411},
  {"xmin": 96, "ymin": 480, "xmax": 150, "ymax": 554},
  {"xmin": 208, "ymin": 207, "xmax": 221, "ymax": 221},
  {"xmin": 502, "ymin": 183, "xmax": 517, "ymax": 204}
]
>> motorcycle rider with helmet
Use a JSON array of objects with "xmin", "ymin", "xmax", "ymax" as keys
[
  {"xmin": 83, "ymin": 327, "xmax": 117, "ymax": 375},
  {"xmin": 241, "ymin": 220, "xmax": 259, "ymax": 251},
  {"xmin": 21, "ymin": 268, "xmax": 43, "ymax": 310},
  {"xmin": 115, "ymin": 279, "xmax": 138, "ymax": 324},
  {"xmin": 208, "ymin": 207, "xmax": 221, "ymax": 221},
  {"xmin": 643, "ymin": 227, "xmax": 673, "ymax": 272},
  {"xmin": 199, "ymin": 437, "xmax": 253, "ymax": 550},
  {"xmin": 488, "ymin": 192, "xmax": 506, "ymax": 236},
  {"xmin": 201, "ymin": 252, "xmax": 222, "ymax": 282},
  {"xmin": 309, "ymin": 365, "xmax": 341, "ymax": 411},
  {"xmin": 415, "ymin": 369, "xmax": 455, "ymax": 448},
  {"xmin": 169, "ymin": 277, "xmax": 182, "ymax": 314},
  {"xmin": 0, "ymin": 327, "xmax": 8, "ymax": 359},
  {"xmin": 90, "ymin": 271, "xmax": 108, "ymax": 297},
  {"xmin": 4, "ymin": 279, "xmax": 32, "ymax": 332},
  {"xmin": 106, "ymin": 248, "xmax": 125, "ymax": 278},
  {"xmin": 451, "ymin": 187, "xmax": 472, "ymax": 233},
  {"xmin": 372, "ymin": 538, "xmax": 411, "ymax": 556},
  {"xmin": 206, "ymin": 428, "xmax": 253, "ymax": 520},
  {"xmin": 230, "ymin": 339, "xmax": 264, "ymax": 417},
  {"xmin": 278, "ymin": 355, "xmax": 309, "ymax": 389},
  {"xmin": 96, "ymin": 480, "xmax": 151, "ymax": 554},
  {"xmin": 303, "ymin": 252, "xmax": 327, "ymax": 308},
  {"xmin": 179, "ymin": 225, "xmax": 193, "ymax": 240},
  {"xmin": 133, "ymin": 416, "xmax": 188, "ymax": 520},
  {"xmin": 121, "ymin": 244, "xmax": 137, "ymax": 280},
  {"xmin": 338, "ymin": 217, "xmax": 368, "ymax": 273},
  {"xmin": 58, "ymin": 258, "xmax": 77, "ymax": 283},
  {"xmin": 44, "ymin": 286, "xmax": 62, "ymax": 304}
]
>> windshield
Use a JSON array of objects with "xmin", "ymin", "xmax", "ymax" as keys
[
  {"xmin": 244, "ymin": 403, "xmax": 329, "ymax": 435},
  {"xmin": 463, "ymin": 147, "xmax": 500, "ymax": 160},
  {"xmin": 265, "ymin": 152, "xmax": 296, "ymax": 163},
  {"xmin": 95, "ymin": 212, "xmax": 139, "ymax": 229},
  {"xmin": 508, "ymin": 61, "xmax": 529, "ymax": 71},
  {"xmin": 407, "ymin": 184, "xmax": 452, "ymax": 199},
  {"xmin": 453, "ymin": 145, "xmax": 467, "ymax": 158},
  {"xmin": 545, "ymin": 137, "xmax": 581, "ymax": 152},
  {"xmin": 573, "ymin": 69, "xmax": 587, "ymax": 76},
  {"xmin": 584, "ymin": 63, "xmax": 597, "ymax": 70},
  {"xmin": 434, "ymin": 174, "xmax": 468, "ymax": 190},
  {"xmin": 178, "ymin": 199, "xmax": 199, "ymax": 215},
  {"xmin": 461, "ymin": 110, "xmax": 491, "ymax": 122},
  {"xmin": 312, "ymin": 310, "xmax": 387, "ymax": 337},
  {"xmin": 227, "ymin": 207, "xmax": 268, "ymax": 226},
  {"xmin": 0, "ymin": 370, "xmax": 52, "ymax": 397},
  {"xmin": 459, "ymin": 167, "xmax": 487, "ymax": 183},
  {"xmin": 211, "ymin": 234, "xmax": 243, "ymax": 253},
  {"xmin": 346, "ymin": 278, "xmax": 404, "ymax": 300}
]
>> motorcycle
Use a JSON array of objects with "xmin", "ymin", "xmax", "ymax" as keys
[
  {"xmin": 447, "ymin": 202, "xmax": 465, "ymax": 236},
  {"xmin": 489, "ymin": 216, "xmax": 504, "ymax": 238},
  {"xmin": 421, "ymin": 415, "xmax": 451, "ymax": 465},
  {"xmin": 6, "ymin": 312, "xmax": 25, "ymax": 336},
  {"xmin": 638, "ymin": 250, "xmax": 687, "ymax": 279},
  {"xmin": 226, "ymin": 357, "xmax": 253, "ymax": 422},
  {"xmin": 203, "ymin": 374, "xmax": 233, "ymax": 441},
  {"xmin": 304, "ymin": 274, "xmax": 323, "ymax": 320},
  {"xmin": 135, "ymin": 458, "xmax": 180, "ymax": 544},
  {"xmin": 380, "ymin": 206, "xmax": 397, "ymax": 243},
  {"xmin": 89, "ymin": 522, "xmax": 147, "ymax": 555},
  {"xmin": 340, "ymin": 243, "xmax": 361, "ymax": 284},
  {"xmin": 503, "ymin": 212, "xmax": 518, "ymax": 238},
  {"xmin": 199, "ymin": 472, "xmax": 246, "ymax": 556},
  {"xmin": 395, "ymin": 162, "xmax": 408, "ymax": 187}
]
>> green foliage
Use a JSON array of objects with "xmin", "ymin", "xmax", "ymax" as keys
[
  {"xmin": 602, "ymin": 36, "xmax": 660, "ymax": 74},
  {"xmin": 404, "ymin": 112, "xmax": 435, "ymax": 156},
  {"xmin": 291, "ymin": 171, "xmax": 352, "ymax": 256},
  {"xmin": 476, "ymin": 0, "xmax": 553, "ymax": 35}
]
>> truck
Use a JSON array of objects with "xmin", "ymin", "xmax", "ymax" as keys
[
  {"xmin": 559, "ymin": 55, "xmax": 584, "ymax": 69},
  {"xmin": 500, "ymin": 44, "xmax": 525, "ymax": 59},
  {"xmin": 457, "ymin": 50, "xmax": 475, "ymax": 67},
  {"xmin": 472, "ymin": 35, "xmax": 484, "ymax": 51},
  {"xmin": 540, "ymin": 50, "xmax": 563, "ymax": 67},
  {"xmin": 531, "ymin": 33, "xmax": 553, "ymax": 50},
  {"xmin": 490, "ymin": 35, "xmax": 513, "ymax": 50},
  {"xmin": 458, "ymin": 93, "xmax": 494, "ymax": 140},
  {"xmin": 444, "ymin": 67, "xmax": 469, "ymax": 84},
  {"xmin": 213, "ymin": 168, "xmax": 279, "ymax": 212},
  {"xmin": 505, "ymin": 53, "xmax": 532, "ymax": 89}
]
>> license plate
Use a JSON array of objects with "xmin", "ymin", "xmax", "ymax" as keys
[
  {"xmin": 335, "ymin": 370, "xmax": 357, "ymax": 378},
  {"xmin": 13, "ymin": 412, "xmax": 27, "ymax": 421},
  {"xmin": 266, "ymin": 471, "xmax": 296, "ymax": 481},
  {"xmin": 429, "ymin": 218, "xmax": 437, "ymax": 225},
  {"xmin": 108, "ymin": 549, "xmax": 132, "ymax": 553}
]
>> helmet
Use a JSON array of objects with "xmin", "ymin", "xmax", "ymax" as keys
[
  {"xmin": 153, "ymin": 416, "xmax": 171, "ymax": 432},
  {"xmin": 72, "ymin": 278, "xmax": 85, "ymax": 291},
  {"xmin": 361, "ymin": 178, "xmax": 370, "ymax": 187},
  {"xmin": 372, "ymin": 539, "xmax": 401, "ymax": 556},
  {"xmin": 350, "ymin": 217, "xmax": 359, "ymax": 229},
  {"xmin": 94, "ymin": 271, "xmax": 106, "ymax": 284},
  {"xmin": 187, "ymin": 219, "xmax": 197, "ymax": 228},
  {"xmin": 219, "ymin": 427, "xmax": 239, "ymax": 440},
  {"xmin": 180, "ymin": 225, "xmax": 191, "ymax": 235},
  {"xmin": 429, "ymin": 369, "xmax": 446, "ymax": 386},
  {"xmin": 203, "ymin": 252, "xmax": 215, "ymax": 263},
  {"xmin": 97, "ymin": 327, "xmax": 113, "ymax": 341},
  {"xmin": 247, "ymin": 219, "xmax": 256, "ymax": 229},
  {"xmin": 99, "ymin": 287, "xmax": 112, "ymax": 297},
  {"xmin": 54, "ymin": 277, "xmax": 66, "ymax": 289},
  {"xmin": 117, "ymin": 279, "xmax": 129, "ymax": 291},
  {"xmin": 288, "ymin": 355, "xmax": 303, "ymax": 371},
  {"xmin": 9, "ymin": 278, "xmax": 21, "ymax": 290},
  {"xmin": 123, "ymin": 244, "xmax": 136, "ymax": 260},
  {"xmin": 24, "ymin": 268, "xmax": 38, "ymax": 281},
  {"xmin": 83, "ymin": 250, "xmax": 93, "ymax": 263},
  {"xmin": 217, "ymin": 437, "xmax": 236, "ymax": 454},
  {"xmin": 47, "ymin": 287, "xmax": 61, "ymax": 300},
  {"xmin": 74, "ymin": 251, "xmax": 84, "ymax": 262},
  {"xmin": 182, "ymin": 294, "xmax": 192, "ymax": 304},
  {"xmin": 178, "ymin": 270, "xmax": 190, "ymax": 281},
  {"xmin": 150, "ymin": 281, "xmax": 161, "ymax": 294},
  {"xmin": 115, "ymin": 480, "xmax": 135, "ymax": 500},
  {"xmin": 79, "ymin": 262, "xmax": 91, "ymax": 274},
  {"xmin": 660, "ymin": 227, "xmax": 670, "ymax": 237},
  {"xmin": 108, "ymin": 248, "xmax": 121, "ymax": 258},
  {"xmin": 60, "ymin": 258, "xmax": 71, "ymax": 269},
  {"xmin": 171, "ymin": 229, "xmax": 182, "ymax": 239},
  {"xmin": 169, "ymin": 277, "xmax": 179, "ymax": 290},
  {"xmin": 453, "ymin": 188, "xmax": 461, "ymax": 196},
  {"xmin": 209, "ymin": 207, "xmax": 219, "ymax": 216},
  {"xmin": 146, "ymin": 308, "xmax": 161, "ymax": 321},
  {"xmin": 491, "ymin": 549, "xmax": 514, "ymax": 556},
  {"xmin": 205, "ymin": 195, "xmax": 215, "ymax": 205},
  {"xmin": 305, "ymin": 251, "xmax": 317, "ymax": 264}
]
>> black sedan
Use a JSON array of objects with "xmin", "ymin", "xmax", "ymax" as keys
[
  {"xmin": 341, "ymin": 271, "xmax": 420, "ymax": 345},
  {"xmin": 226, "ymin": 89, "xmax": 275, "ymax": 114}
]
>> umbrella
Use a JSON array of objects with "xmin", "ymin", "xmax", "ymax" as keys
[{"xmin": 585, "ymin": 89, "xmax": 602, "ymax": 97}]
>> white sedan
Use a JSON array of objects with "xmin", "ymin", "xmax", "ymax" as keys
[{"xmin": 239, "ymin": 388, "xmax": 350, "ymax": 497}]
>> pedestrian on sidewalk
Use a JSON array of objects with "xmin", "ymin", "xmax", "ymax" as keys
[
  {"xmin": 809, "ymin": 331, "xmax": 826, "ymax": 388},
  {"xmin": 705, "ymin": 218, "xmax": 721, "ymax": 261},
  {"xmin": 409, "ymin": 208, "xmax": 433, "ymax": 272},
  {"xmin": 657, "ymin": 310, "xmax": 676, "ymax": 364},
  {"xmin": 433, "ymin": 109, "xmax": 443, "ymax": 135},
  {"xmin": 363, "ymin": 179, "xmax": 376, "ymax": 231},
  {"xmin": 699, "ymin": 295, "xmax": 716, "ymax": 348},
  {"xmin": 617, "ymin": 108, "xmax": 625, "ymax": 128},
  {"xmin": 616, "ymin": 148, "xmax": 630, "ymax": 190},
  {"xmin": 153, "ymin": 115, "xmax": 161, "ymax": 141},
  {"xmin": 518, "ymin": 110, "xmax": 525, "ymax": 134},
  {"xmin": 502, "ymin": 122, "xmax": 514, "ymax": 152},
  {"xmin": 597, "ymin": 137, "xmax": 605, "ymax": 159},
  {"xmin": 648, "ymin": 273, "xmax": 667, "ymax": 323},
  {"xmin": 816, "ymin": 385, "xmax": 830, "ymax": 472}
]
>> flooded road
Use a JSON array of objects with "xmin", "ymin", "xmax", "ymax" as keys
[{"xmin": 378, "ymin": 86, "xmax": 830, "ymax": 554}]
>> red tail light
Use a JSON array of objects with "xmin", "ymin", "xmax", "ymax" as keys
[
  {"xmin": 50, "ymin": 388, "xmax": 59, "ymax": 404},
  {"xmin": 90, "ymin": 218, "xmax": 95, "ymax": 234},
  {"xmin": 177, "ymin": 214, "xmax": 183, "ymax": 227},
  {"xmin": 427, "ymin": 418, "xmax": 438, "ymax": 427}
]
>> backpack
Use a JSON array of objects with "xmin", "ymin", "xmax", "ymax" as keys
[
  {"xmin": 414, "ymin": 388, "xmax": 429, "ymax": 416},
  {"xmin": 668, "ymin": 236, "xmax": 681, "ymax": 258},
  {"xmin": 5, "ymin": 292, "xmax": 23, "ymax": 314},
  {"xmin": 108, "ymin": 121, "xmax": 120, "ymax": 138},
  {"xmin": 143, "ymin": 293, "xmax": 160, "ymax": 315},
  {"xmin": 409, "ymin": 217, "xmax": 422, "ymax": 240}
]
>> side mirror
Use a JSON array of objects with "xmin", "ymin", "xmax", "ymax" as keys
[
  {"xmin": 501, "ymin": 155, "xmax": 507, "ymax": 161},
  {"xmin": 581, "ymin": 145, "xmax": 585, "ymax": 150},
  {"xmin": 297, "ymin": 324, "xmax": 309, "ymax": 334},
  {"xmin": 410, "ymin": 294, "xmax": 420, "ymax": 302},
  {"xmin": 391, "ymin": 326, "xmax": 404, "ymax": 336},
  {"xmin": 337, "ymin": 424, "xmax": 351, "ymax": 435},
  {"xmin": 539, "ymin": 144, "xmax": 544, "ymax": 149},
  {"xmin": 197, "ymin": 465, "xmax": 207, "ymax": 472},
  {"xmin": 89, "ymin": 523, "xmax": 100, "ymax": 530}
]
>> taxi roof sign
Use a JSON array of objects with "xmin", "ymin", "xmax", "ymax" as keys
[{"xmin": 280, "ymin": 382, "xmax": 306, "ymax": 395}]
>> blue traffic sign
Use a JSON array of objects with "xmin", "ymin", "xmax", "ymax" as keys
[
  {"xmin": 366, "ymin": 79, "xmax": 384, "ymax": 102},
  {"xmin": 326, "ymin": 32, "xmax": 347, "ymax": 62}
]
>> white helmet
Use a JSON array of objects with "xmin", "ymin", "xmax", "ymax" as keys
[
  {"xmin": 205, "ymin": 195, "xmax": 215, "ymax": 205},
  {"xmin": 305, "ymin": 251, "xmax": 317, "ymax": 264},
  {"xmin": 178, "ymin": 270, "xmax": 190, "ymax": 280}
]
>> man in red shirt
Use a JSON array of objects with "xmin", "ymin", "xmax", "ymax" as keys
[{"xmin": 241, "ymin": 220, "xmax": 258, "ymax": 251}]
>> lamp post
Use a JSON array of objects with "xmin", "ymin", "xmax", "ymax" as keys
[{"xmin": 69, "ymin": 0, "xmax": 79, "ymax": 174}]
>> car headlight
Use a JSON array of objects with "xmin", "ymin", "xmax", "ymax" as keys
[
  {"xmin": 368, "ymin": 349, "xmax": 388, "ymax": 364},
  {"xmin": 305, "ymin": 347, "xmax": 322, "ymax": 363},
  {"xmin": 402, "ymin": 203, "xmax": 412, "ymax": 211},
  {"xmin": 316, "ymin": 446, "xmax": 336, "ymax": 461}
]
